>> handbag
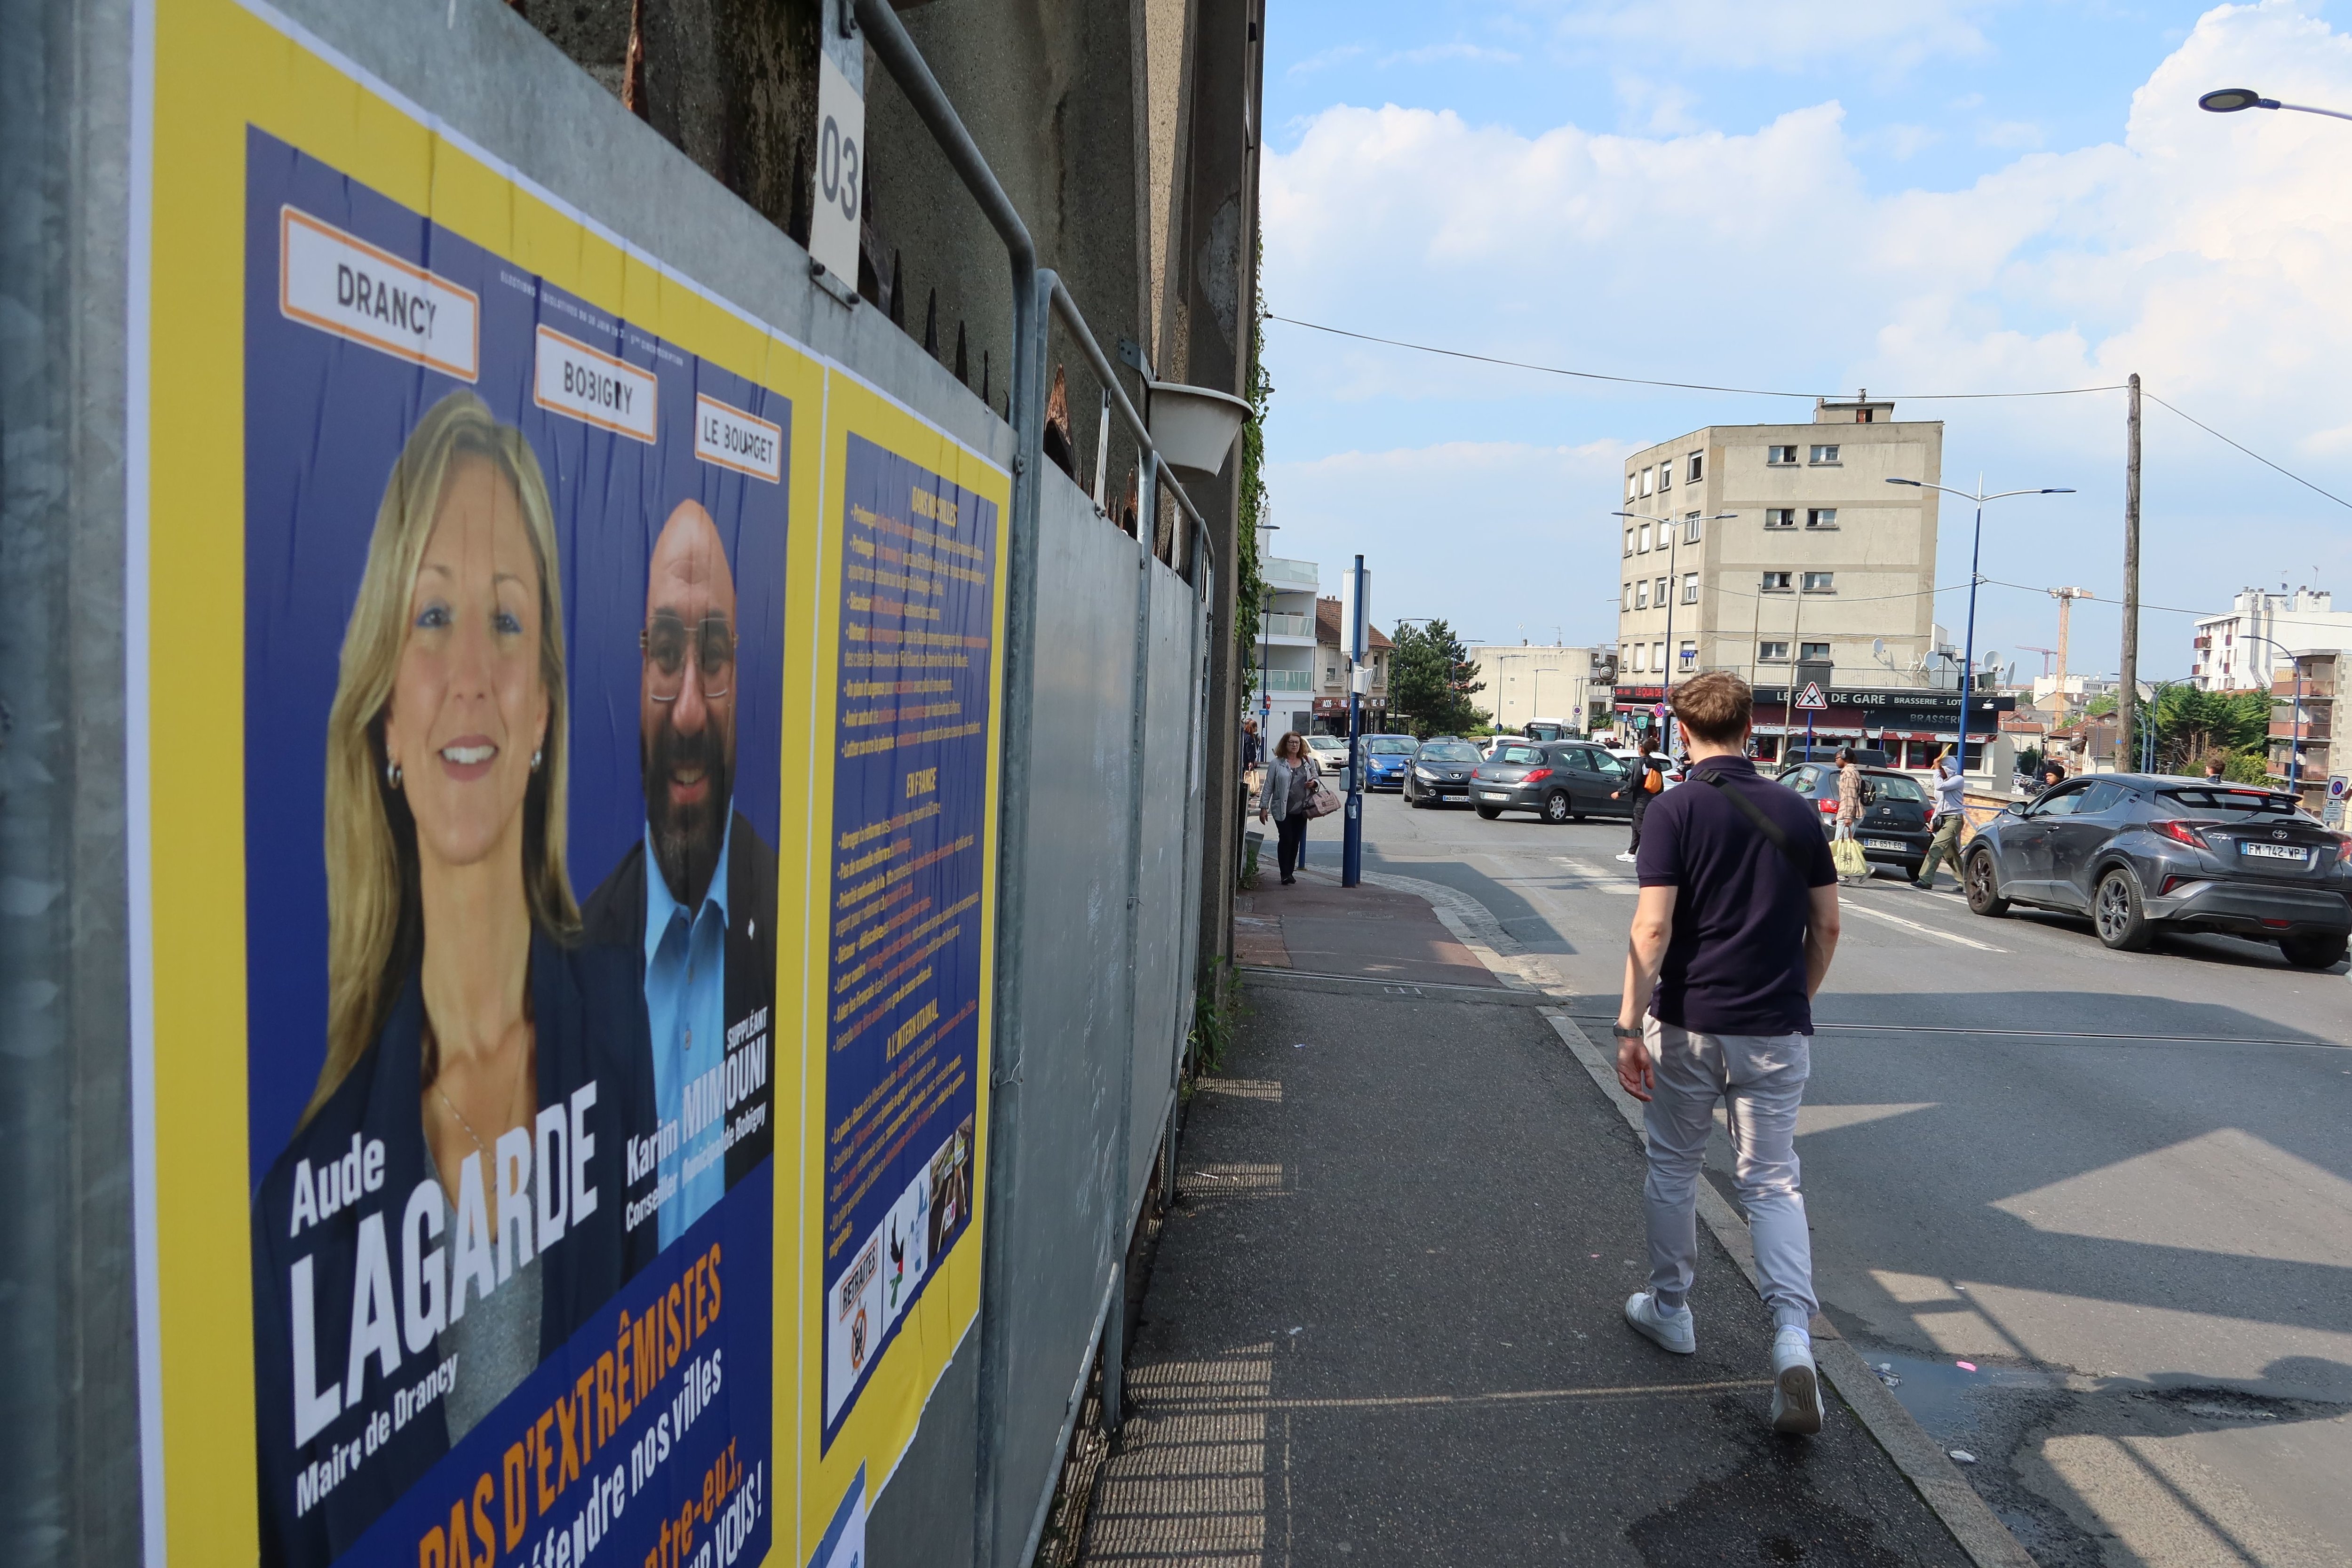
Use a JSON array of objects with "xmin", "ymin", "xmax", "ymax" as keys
[
  {"xmin": 1303, "ymin": 777, "xmax": 1342, "ymax": 818},
  {"xmin": 1832, "ymin": 836, "xmax": 1869, "ymax": 880}
]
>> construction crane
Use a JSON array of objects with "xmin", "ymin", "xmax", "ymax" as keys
[
  {"xmin": 2018, "ymin": 645, "xmax": 2059, "ymax": 679},
  {"xmin": 2048, "ymin": 587, "xmax": 2094, "ymax": 707}
]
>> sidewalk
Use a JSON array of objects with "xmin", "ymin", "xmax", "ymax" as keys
[
  {"xmin": 1071, "ymin": 879, "xmax": 1994, "ymax": 1566},
  {"xmin": 1233, "ymin": 865, "xmax": 1502, "ymax": 988}
]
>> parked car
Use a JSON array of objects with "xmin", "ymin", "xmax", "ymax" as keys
[
  {"xmin": 1776, "ymin": 762, "xmax": 1933, "ymax": 879},
  {"xmin": 1405, "ymin": 739, "xmax": 1484, "ymax": 807},
  {"xmin": 1360, "ymin": 734, "xmax": 1419, "ymax": 791},
  {"xmin": 1962, "ymin": 775, "xmax": 2352, "ymax": 966},
  {"xmin": 1471, "ymin": 741, "xmax": 1635, "ymax": 824},
  {"xmin": 1304, "ymin": 734, "xmax": 1349, "ymax": 775}
]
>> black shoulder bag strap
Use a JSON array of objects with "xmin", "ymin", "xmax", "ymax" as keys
[{"xmin": 1695, "ymin": 770, "xmax": 1810, "ymax": 871}]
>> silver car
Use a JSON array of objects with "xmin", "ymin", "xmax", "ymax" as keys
[{"xmin": 1963, "ymin": 774, "xmax": 2352, "ymax": 966}]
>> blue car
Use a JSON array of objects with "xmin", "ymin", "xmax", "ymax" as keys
[{"xmin": 1360, "ymin": 733, "xmax": 1418, "ymax": 791}]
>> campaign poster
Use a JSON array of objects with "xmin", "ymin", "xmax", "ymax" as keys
[
  {"xmin": 238, "ymin": 126, "xmax": 782, "ymax": 1566},
  {"xmin": 818, "ymin": 434, "xmax": 998, "ymax": 1444}
]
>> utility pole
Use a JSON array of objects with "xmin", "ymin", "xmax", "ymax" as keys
[{"xmin": 2121, "ymin": 372, "xmax": 2142, "ymax": 759}]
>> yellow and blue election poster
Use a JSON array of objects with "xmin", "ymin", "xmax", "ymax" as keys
[{"xmin": 132, "ymin": 0, "xmax": 1005, "ymax": 1562}]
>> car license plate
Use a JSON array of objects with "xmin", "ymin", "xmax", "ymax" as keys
[
  {"xmin": 1481, "ymin": 791, "xmax": 1510, "ymax": 802},
  {"xmin": 2241, "ymin": 842, "xmax": 2309, "ymax": 862},
  {"xmin": 1863, "ymin": 838, "xmax": 1907, "ymax": 851}
]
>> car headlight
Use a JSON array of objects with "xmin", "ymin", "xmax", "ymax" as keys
[{"xmin": 1414, "ymin": 766, "xmax": 1436, "ymax": 780}]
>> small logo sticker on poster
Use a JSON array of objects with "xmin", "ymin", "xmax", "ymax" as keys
[
  {"xmin": 533, "ymin": 323, "xmax": 657, "ymax": 443},
  {"xmin": 278, "ymin": 206, "xmax": 477, "ymax": 381},
  {"xmin": 828, "ymin": 1232, "xmax": 884, "ymax": 1421},
  {"xmin": 695, "ymin": 393, "xmax": 783, "ymax": 482}
]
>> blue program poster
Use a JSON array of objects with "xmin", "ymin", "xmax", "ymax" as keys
[
  {"xmin": 239, "ymin": 126, "xmax": 780, "ymax": 1567},
  {"xmin": 818, "ymin": 434, "xmax": 997, "ymax": 1443}
]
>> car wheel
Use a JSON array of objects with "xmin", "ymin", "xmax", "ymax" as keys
[
  {"xmin": 2279, "ymin": 931, "xmax": 2349, "ymax": 970},
  {"xmin": 1963, "ymin": 850, "xmax": 2010, "ymax": 917},
  {"xmin": 2092, "ymin": 868, "xmax": 2152, "ymax": 951},
  {"xmin": 1572, "ymin": 810, "xmax": 1589, "ymax": 823},
  {"xmin": 1408, "ymin": 788, "xmax": 1425, "ymax": 808},
  {"xmin": 1475, "ymin": 805, "xmax": 1502, "ymax": 820},
  {"xmin": 1542, "ymin": 790, "xmax": 1572, "ymax": 825}
]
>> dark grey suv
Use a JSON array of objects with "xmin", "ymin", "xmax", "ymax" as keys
[{"xmin": 1962, "ymin": 775, "xmax": 2352, "ymax": 966}]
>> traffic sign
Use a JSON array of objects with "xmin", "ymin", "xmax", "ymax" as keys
[
  {"xmin": 1795, "ymin": 681, "xmax": 1828, "ymax": 711},
  {"xmin": 2328, "ymin": 773, "xmax": 2348, "ymax": 801}
]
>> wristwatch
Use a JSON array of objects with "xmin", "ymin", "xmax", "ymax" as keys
[{"xmin": 1611, "ymin": 1023, "xmax": 1643, "ymax": 1041}]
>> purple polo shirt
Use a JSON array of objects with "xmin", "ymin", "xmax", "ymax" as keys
[{"xmin": 1635, "ymin": 755, "xmax": 1837, "ymax": 1035}]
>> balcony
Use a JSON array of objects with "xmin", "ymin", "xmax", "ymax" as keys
[
  {"xmin": 1260, "ymin": 611, "xmax": 1314, "ymax": 642},
  {"xmin": 1263, "ymin": 556, "xmax": 1318, "ymax": 589},
  {"xmin": 1259, "ymin": 668, "xmax": 1316, "ymax": 692}
]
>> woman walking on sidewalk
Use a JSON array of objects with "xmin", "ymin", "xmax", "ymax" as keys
[{"xmin": 1260, "ymin": 731, "xmax": 1317, "ymax": 885}]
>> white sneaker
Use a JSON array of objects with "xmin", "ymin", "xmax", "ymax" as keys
[
  {"xmin": 1615, "ymin": 851, "xmax": 1638, "ymax": 863},
  {"xmin": 1771, "ymin": 1328, "xmax": 1823, "ymax": 1435},
  {"xmin": 1623, "ymin": 1291, "xmax": 1696, "ymax": 1354}
]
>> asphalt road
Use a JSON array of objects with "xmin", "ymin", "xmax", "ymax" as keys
[{"xmin": 1344, "ymin": 782, "xmax": 2352, "ymax": 1568}]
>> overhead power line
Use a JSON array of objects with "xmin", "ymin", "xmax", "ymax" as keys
[
  {"xmin": 1266, "ymin": 314, "xmax": 2129, "ymax": 401},
  {"xmin": 2140, "ymin": 391, "xmax": 2352, "ymax": 514}
]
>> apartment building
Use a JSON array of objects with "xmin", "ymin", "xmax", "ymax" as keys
[
  {"xmin": 2192, "ymin": 586, "xmax": 2352, "ymax": 691},
  {"xmin": 2271, "ymin": 652, "xmax": 2342, "ymax": 813},
  {"xmin": 1468, "ymin": 643, "xmax": 1616, "ymax": 732},
  {"xmin": 1251, "ymin": 554, "xmax": 1322, "ymax": 737},
  {"xmin": 1614, "ymin": 397, "xmax": 1942, "ymax": 692}
]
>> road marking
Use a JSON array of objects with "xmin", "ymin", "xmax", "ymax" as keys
[
  {"xmin": 1842, "ymin": 899, "xmax": 2008, "ymax": 953},
  {"xmin": 1551, "ymin": 856, "xmax": 1640, "ymax": 891}
]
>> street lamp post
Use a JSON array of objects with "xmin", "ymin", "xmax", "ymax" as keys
[
  {"xmin": 1885, "ymin": 478, "xmax": 2074, "ymax": 777},
  {"xmin": 1255, "ymin": 522, "xmax": 1279, "ymax": 738},
  {"xmin": 2199, "ymin": 86, "xmax": 2352, "ymax": 122},
  {"xmin": 1615, "ymin": 509, "xmax": 1737, "ymax": 750},
  {"xmin": 2233, "ymin": 632, "xmax": 2307, "ymax": 793}
]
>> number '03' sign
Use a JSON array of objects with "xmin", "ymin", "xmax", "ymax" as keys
[{"xmin": 810, "ymin": 40, "xmax": 865, "ymax": 285}]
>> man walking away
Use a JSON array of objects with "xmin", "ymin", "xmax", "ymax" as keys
[
  {"xmin": 1612, "ymin": 673, "xmax": 1840, "ymax": 1435},
  {"xmin": 1912, "ymin": 745, "xmax": 1966, "ymax": 890},
  {"xmin": 1613, "ymin": 738, "xmax": 1667, "ymax": 864}
]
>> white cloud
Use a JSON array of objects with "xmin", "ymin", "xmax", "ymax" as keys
[
  {"xmin": 1536, "ymin": 0, "xmax": 2000, "ymax": 74},
  {"xmin": 1287, "ymin": 43, "xmax": 1367, "ymax": 77},
  {"xmin": 1261, "ymin": 1, "xmax": 2352, "ymax": 667},
  {"xmin": 1974, "ymin": 118, "xmax": 2044, "ymax": 149},
  {"xmin": 1381, "ymin": 42, "xmax": 1522, "ymax": 67}
]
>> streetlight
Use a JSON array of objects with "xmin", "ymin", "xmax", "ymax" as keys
[
  {"xmin": 1615, "ymin": 509, "xmax": 1738, "ymax": 748},
  {"xmin": 1886, "ymin": 478, "xmax": 2074, "ymax": 777},
  {"xmin": 2233, "ymin": 632, "xmax": 2307, "ymax": 793},
  {"xmin": 2199, "ymin": 86, "xmax": 2352, "ymax": 122}
]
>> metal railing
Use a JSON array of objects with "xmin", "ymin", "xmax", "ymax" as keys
[
  {"xmin": 1262, "ymin": 611, "xmax": 1311, "ymax": 638},
  {"xmin": 853, "ymin": 5, "xmax": 1225, "ymax": 1565},
  {"xmin": 1259, "ymin": 668, "xmax": 1315, "ymax": 692}
]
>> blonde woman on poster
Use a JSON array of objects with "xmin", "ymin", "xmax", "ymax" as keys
[{"xmin": 251, "ymin": 391, "xmax": 656, "ymax": 1565}]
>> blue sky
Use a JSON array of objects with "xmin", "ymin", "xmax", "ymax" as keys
[{"xmin": 1255, "ymin": 1, "xmax": 2352, "ymax": 681}]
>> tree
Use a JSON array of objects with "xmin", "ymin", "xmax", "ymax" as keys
[
  {"xmin": 1388, "ymin": 620, "xmax": 1487, "ymax": 738},
  {"xmin": 2129, "ymin": 685, "xmax": 2271, "ymax": 776}
]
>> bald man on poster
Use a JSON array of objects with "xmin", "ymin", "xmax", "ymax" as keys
[{"xmin": 584, "ymin": 498, "xmax": 777, "ymax": 1247}]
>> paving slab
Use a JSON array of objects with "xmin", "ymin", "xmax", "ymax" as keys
[
  {"xmin": 1234, "ymin": 866, "xmax": 1501, "ymax": 988},
  {"xmin": 1077, "ymin": 976, "xmax": 1975, "ymax": 1567}
]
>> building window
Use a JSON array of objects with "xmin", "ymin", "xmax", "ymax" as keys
[
  {"xmin": 1641, "ymin": 468, "xmax": 1654, "ymax": 497},
  {"xmin": 1856, "ymin": 407, "xmax": 1875, "ymax": 423},
  {"xmin": 1805, "ymin": 508, "xmax": 1837, "ymax": 529},
  {"xmin": 1683, "ymin": 511, "xmax": 1702, "ymax": 542},
  {"xmin": 1623, "ymin": 581, "xmax": 1636, "ymax": 611},
  {"xmin": 1764, "ymin": 508, "xmax": 1795, "ymax": 529},
  {"xmin": 1626, "ymin": 473, "xmax": 1638, "ymax": 501},
  {"xmin": 1634, "ymin": 580, "xmax": 1649, "ymax": 609},
  {"xmin": 1658, "ymin": 462, "xmax": 1672, "ymax": 492},
  {"xmin": 1637, "ymin": 523, "xmax": 1652, "ymax": 552},
  {"xmin": 1652, "ymin": 641, "xmax": 1665, "ymax": 670},
  {"xmin": 1678, "ymin": 641, "xmax": 1697, "ymax": 669},
  {"xmin": 1800, "ymin": 641, "xmax": 1829, "ymax": 661},
  {"xmin": 1809, "ymin": 444, "xmax": 1840, "ymax": 465},
  {"xmin": 1624, "ymin": 528, "xmax": 1635, "ymax": 557},
  {"xmin": 1761, "ymin": 570, "xmax": 1792, "ymax": 591},
  {"xmin": 1630, "ymin": 642, "xmax": 1646, "ymax": 672},
  {"xmin": 1802, "ymin": 571, "xmax": 1835, "ymax": 593},
  {"xmin": 1687, "ymin": 452, "xmax": 1704, "ymax": 483},
  {"xmin": 1759, "ymin": 641, "xmax": 1790, "ymax": 662},
  {"xmin": 1767, "ymin": 445, "xmax": 1797, "ymax": 465},
  {"xmin": 1681, "ymin": 572, "xmax": 1699, "ymax": 604},
  {"xmin": 1654, "ymin": 576, "xmax": 1669, "ymax": 605}
]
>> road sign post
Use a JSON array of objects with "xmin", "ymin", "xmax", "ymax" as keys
[
  {"xmin": 1794, "ymin": 681, "xmax": 1827, "ymax": 758},
  {"xmin": 1342, "ymin": 555, "xmax": 1368, "ymax": 888}
]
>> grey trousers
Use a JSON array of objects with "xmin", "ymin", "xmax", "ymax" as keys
[{"xmin": 1640, "ymin": 1018, "xmax": 1818, "ymax": 1335}]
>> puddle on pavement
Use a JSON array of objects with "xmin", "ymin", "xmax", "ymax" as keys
[{"xmin": 1858, "ymin": 1346, "xmax": 2058, "ymax": 1443}]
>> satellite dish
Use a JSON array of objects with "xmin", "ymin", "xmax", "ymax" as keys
[{"xmin": 1873, "ymin": 638, "xmax": 1887, "ymax": 658}]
